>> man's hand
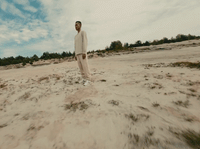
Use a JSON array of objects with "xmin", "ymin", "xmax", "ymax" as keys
[
  {"xmin": 75, "ymin": 56, "xmax": 77, "ymax": 61},
  {"xmin": 82, "ymin": 54, "xmax": 86, "ymax": 59}
]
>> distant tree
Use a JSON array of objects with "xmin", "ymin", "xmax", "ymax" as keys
[
  {"xmin": 2, "ymin": 60, "xmax": 10, "ymax": 66},
  {"xmin": 124, "ymin": 43, "xmax": 129, "ymax": 49},
  {"xmin": 31, "ymin": 54, "xmax": 39, "ymax": 62},
  {"xmin": 151, "ymin": 40, "xmax": 159, "ymax": 45},
  {"xmin": 135, "ymin": 40, "xmax": 142, "ymax": 47},
  {"xmin": 188, "ymin": 34, "xmax": 196, "ymax": 40},
  {"xmin": 72, "ymin": 51, "xmax": 75, "ymax": 57},
  {"xmin": 163, "ymin": 37, "xmax": 169, "ymax": 43},
  {"xmin": 29, "ymin": 60, "xmax": 33, "ymax": 65},
  {"xmin": 15, "ymin": 55, "xmax": 25, "ymax": 61},
  {"xmin": 12, "ymin": 59, "xmax": 20, "ymax": 64},
  {"xmin": 170, "ymin": 37, "xmax": 176, "ymax": 43},
  {"xmin": 62, "ymin": 51, "xmax": 67, "ymax": 57},
  {"xmin": 175, "ymin": 34, "xmax": 188, "ymax": 42},
  {"xmin": 40, "ymin": 52, "xmax": 50, "ymax": 60},
  {"xmin": 109, "ymin": 40, "xmax": 123, "ymax": 50},
  {"xmin": 129, "ymin": 43, "xmax": 136, "ymax": 48},
  {"xmin": 105, "ymin": 46, "xmax": 110, "ymax": 51},
  {"xmin": 22, "ymin": 61, "xmax": 26, "ymax": 66},
  {"xmin": 143, "ymin": 41, "xmax": 150, "ymax": 46},
  {"xmin": 68, "ymin": 51, "xmax": 72, "ymax": 57}
]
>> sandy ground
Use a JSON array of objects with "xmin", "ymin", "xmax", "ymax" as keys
[{"xmin": 0, "ymin": 40, "xmax": 200, "ymax": 149}]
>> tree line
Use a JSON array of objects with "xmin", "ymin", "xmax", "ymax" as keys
[
  {"xmin": 0, "ymin": 34, "xmax": 199, "ymax": 66},
  {"xmin": 0, "ymin": 51, "xmax": 75, "ymax": 66}
]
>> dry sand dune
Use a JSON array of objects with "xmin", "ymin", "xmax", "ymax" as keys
[{"xmin": 0, "ymin": 40, "xmax": 200, "ymax": 149}]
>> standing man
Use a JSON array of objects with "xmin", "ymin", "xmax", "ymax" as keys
[{"xmin": 74, "ymin": 21, "xmax": 92, "ymax": 86}]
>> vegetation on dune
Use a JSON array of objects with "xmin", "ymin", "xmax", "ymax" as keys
[
  {"xmin": 0, "ymin": 34, "xmax": 199, "ymax": 67},
  {"xmin": 170, "ymin": 61, "xmax": 200, "ymax": 69}
]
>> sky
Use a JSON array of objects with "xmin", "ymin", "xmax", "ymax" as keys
[{"xmin": 0, "ymin": 0, "xmax": 200, "ymax": 59}]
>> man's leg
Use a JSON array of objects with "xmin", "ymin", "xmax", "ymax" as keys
[
  {"xmin": 77, "ymin": 54, "xmax": 85, "ymax": 79},
  {"xmin": 80, "ymin": 54, "xmax": 92, "ymax": 81}
]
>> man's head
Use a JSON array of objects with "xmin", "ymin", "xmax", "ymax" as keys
[{"xmin": 75, "ymin": 21, "xmax": 82, "ymax": 31}]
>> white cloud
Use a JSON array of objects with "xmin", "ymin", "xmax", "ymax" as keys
[
  {"xmin": 0, "ymin": 1, "xmax": 7, "ymax": 11},
  {"xmin": 0, "ymin": 0, "xmax": 26, "ymax": 18},
  {"xmin": 1, "ymin": 48, "xmax": 18, "ymax": 58},
  {"xmin": 13, "ymin": 0, "xmax": 29, "ymax": 5},
  {"xmin": 13, "ymin": 0, "xmax": 38, "ymax": 13},
  {"xmin": 23, "ymin": 5, "xmax": 38, "ymax": 13},
  {"xmin": 0, "ymin": 19, "xmax": 49, "ymax": 46}
]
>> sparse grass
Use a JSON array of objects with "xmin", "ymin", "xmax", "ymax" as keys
[
  {"xmin": 146, "ymin": 82, "xmax": 163, "ymax": 89},
  {"xmin": 134, "ymin": 134, "xmax": 140, "ymax": 143},
  {"xmin": 108, "ymin": 100, "xmax": 119, "ymax": 106},
  {"xmin": 64, "ymin": 101, "xmax": 89, "ymax": 112},
  {"xmin": 188, "ymin": 88, "xmax": 197, "ymax": 92},
  {"xmin": 186, "ymin": 80, "xmax": 200, "ymax": 86},
  {"xmin": 0, "ymin": 83, "xmax": 7, "ymax": 89},
  {"xmin": 27, "ymin": 124, "xmax": 36, "ymax": 131},
  {"xmin": 100, "ymin": 79, "xmax": 106, "ymax": 82},
  {"xmin": 22, "ymin": 114, "xmax": 30, "ymax": 120},
  {"xmin": 166, "ymin": 73, "xmax": 172, "ymax": 77},
  {"xmin": 152, "ymin": 102, "xmax": 160, "ymax": 107},
  {"xmin": 0, "ymin": 123, "xmax": 7, "ymax": 128},
  {"xmin": 170, "ymin": 61, "xmax": 200, "ymax": 69},
  {"xmin": 137, "ymin": 106, "xmax": 150, "ymax": 112},
  {"xmin": 38, "ymin": 76, "xmax": 49, "ymax": 82},
  {"xmin": 172, "ymin": 100, "xmax": 190, "ymax": 108},
  {"xmin": 146, "ymin": 128, "xmax": 154, "ymax": 136},
  {"xmin": 125, "ymin": 113, "xmax": 150, "ymax": 123},
  {"xmin": 19, "ymin": 92, "xmax": 31, "ymax": 100},
  {"xmin": 184, "ymin": 117, "xmax": 194, "ymax": 122},
  {"xmin": 169, "ymin": 127, "xmax": 200, "ymax": 149},
  {"xmin": 125, "ymin": 113, "xmax": 139, "ymax": 122},
  {"xmin": 56, "ymin": 76, "xmax": 61, "ymax": 80},
  {"xmin": 128, "ymin": 133, "xmax": 165, "ymax": 148},
  {"xmin": 179, "ymin": 90, "xmax": 186, "ymax": 94},
  {"xmin": 181, "ymin": 129, "xmax": 200, "ymax": 148},
  {"xmin": 179, "ymin": 90, "xmax": 197, "ymax": 98}
]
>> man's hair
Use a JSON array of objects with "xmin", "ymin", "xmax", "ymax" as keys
[{"xmin": 75, "ymin": 21, "xmax": 82, "ymax": 26}]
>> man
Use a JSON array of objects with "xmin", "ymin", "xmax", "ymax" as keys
[{"xmin": 74, "ymin": 21, "xmax": 92, "ymax": 86}]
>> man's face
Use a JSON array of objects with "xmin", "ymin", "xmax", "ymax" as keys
[{"xmin": 75, "ymin": 23, "xmax": 81, "ymax": 31}]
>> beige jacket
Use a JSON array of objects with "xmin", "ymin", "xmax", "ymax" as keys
[{"xmin": 74, "ymin": 30, "xmax": 88, "ymax": 56}]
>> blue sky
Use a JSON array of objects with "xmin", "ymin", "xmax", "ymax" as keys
[{"xmin": 0, "ymin": 0, "xmax": 200, "ymax": 59}]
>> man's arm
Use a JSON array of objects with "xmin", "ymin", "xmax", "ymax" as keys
[
  {"xmin": 82, "ymin": 31, "xmax": 88, "ymax": 55},
  {"xmin": 74, "ymin": 37, "xmax": 77, "ymax": 60}
]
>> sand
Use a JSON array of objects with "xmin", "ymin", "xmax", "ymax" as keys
[{"xmin": 0, "ymin": 40, "xmax": 200, "ymax": 149}]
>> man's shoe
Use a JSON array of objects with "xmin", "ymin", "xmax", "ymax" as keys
[
  {"xmin": 83, "ymin": 80, "xmax": 91, "ymax": 86},
  {"xmin": 79, "ymin": 79, "xmax": 86, "ymax": 84}
]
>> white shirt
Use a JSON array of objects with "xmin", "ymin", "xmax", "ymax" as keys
[{"xmin": 74, "ymin": 30, "xmax": 88, "ymax": 56}]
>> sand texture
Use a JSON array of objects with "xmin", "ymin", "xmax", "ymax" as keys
[{"xmin": 0, "ymin": 40, "xmax": 200, "ymax": 149}]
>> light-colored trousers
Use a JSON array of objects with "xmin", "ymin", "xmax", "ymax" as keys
[{"xmin": 77, "ymin": 54, "xmax": 91, "ymax": 81}]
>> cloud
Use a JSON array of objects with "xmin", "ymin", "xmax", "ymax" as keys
[
  {"xmin": 0, "ymin": 48, "xmax": 18, "ymax": 58},
  {"xmin": 0, "ymin": 1, "xmax": 7, "ymax": 11},
  {"xmin": 13, "ymin": 0, "xmax": 38, "ymax": 13},
  {"xmin": 13, "ymin": 0, "xmax": 29, "ymax": 5},
  {"xmin": 0, "ymin": 18, "xmax": 49, "ymax": 47},
  {"xmin": 0, "ymin": 0, "xmax": 26, "ymax": 18},
  {"xmin": 23, "ymin": 5, "xmax": 38, "ymax": 13}
]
